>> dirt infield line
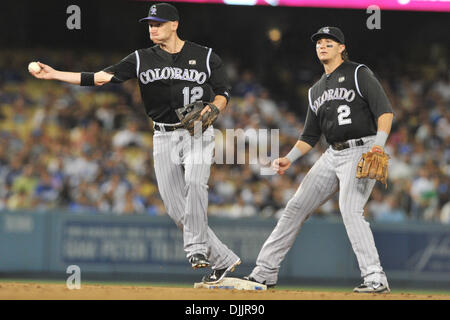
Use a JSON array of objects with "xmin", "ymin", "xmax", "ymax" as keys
[{"xmin": 0, "ymin": 283, "xmax": 449, "ymax": 300}]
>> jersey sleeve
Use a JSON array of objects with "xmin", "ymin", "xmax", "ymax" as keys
[
  {"xmin": 356, "ymin": 66, "xmax": 394, "ymax": 118},
  {"xmin": 102, "ymin": 51, "xmax": 138, "ymax": 83},
  {"xmin": 299, "ymin": 107, "xmax": 322, "ymax": 147},
  {"xmin": 208, "ymin": 51, "xmax": 231, "ymax": 102}
]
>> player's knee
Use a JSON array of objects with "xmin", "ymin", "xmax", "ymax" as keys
[
  {"xmin": 285, "ymin": 198, "xmax": 307, "ymax": 216},
  {"xmin": 341, "ymin": 208, "xmax": 367, "ymax": 222},
  {"xmin": 185, "ymin": 177, "xmax": 207, "ymax": 190},
  {"xmin": 286, "ymin": 197, "xmax": 305, "ymax": 212},
  {"xmin": 285, "ymin": 199, "xmax": 299, "ymax": 212}
]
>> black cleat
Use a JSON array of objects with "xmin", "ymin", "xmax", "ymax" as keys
[
  {"xmin": 243, "ymin": 275, "xmax": 276, "ymax": 288},
  {"xmin": 189, "ymin": 254, "xmax": 210, "ymax": 269},
  {"xmin": 202, "ymin": 259, "xmax": 241, "ymax": 284}
]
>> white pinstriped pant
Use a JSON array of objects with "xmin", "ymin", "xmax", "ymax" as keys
[
  {"xmin": 250, "ymin": 135, "xmax": 388, "ymax": 285},
  {"xmin": 153, "ymin": 125, "xmax": 239, "ymax": 270}
]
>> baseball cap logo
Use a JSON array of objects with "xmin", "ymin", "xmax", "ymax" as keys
[
  {"xmin": 322, "ymin": 27, "xmax": 330, "ymax": 33},
  {"xmin": 150, "ymin": 5, "xmax": 157, "ymax": 15},
  {"xmin": 139, "ymin": 3, "xmax": 180, "ymax": 24}
]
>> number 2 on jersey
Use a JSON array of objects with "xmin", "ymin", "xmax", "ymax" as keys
[
  {"xmin": 337, "ymin": 104, "xmax": 352, "ymax": 125},
  {"xmin": 183, "ymin": 86, "xmax": 204, "ymax": 105}
]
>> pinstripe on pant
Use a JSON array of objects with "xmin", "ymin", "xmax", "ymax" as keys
[
  {"xmin": 250, "ymin": 135, "xmax": 387, "ymax": 286},
  {"xmin": 153, "ymin": 126, "xmax": 239, "ymax": 270}
]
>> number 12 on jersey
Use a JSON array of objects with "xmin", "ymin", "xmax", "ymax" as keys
[
  {"xmin": 183, "ymin": 86, "xmax": 204, "ymax": 105},
  {"xmin": 337, "ymin": 104, "xmax": 352, "ymax": 125}
]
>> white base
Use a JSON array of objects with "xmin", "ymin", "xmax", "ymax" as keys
[{"xmin": 194, "ymin": 277, "xmax": 267, "ymax": 291}]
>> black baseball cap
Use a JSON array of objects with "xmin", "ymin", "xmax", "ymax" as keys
[
  {"xmin": 139, "ymin": 3, "xmax": 179, "ymax": 23},
  {"xmin": 311, "ymin": 26, "xmax": 345, "ymax": 44}
]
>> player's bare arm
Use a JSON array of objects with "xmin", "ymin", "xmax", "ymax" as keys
[
  {"xmin": 375, "ymin": 112, "xmax": 394, "ymax": 138},
  {"xmin": 212, "ymin": 95, "xmax": 228, "ymax": 111},
  {"xmin": 29, "ymin": 62, "xmax": 113, "ymax": 86},
  {"xmin": 94, "ymin": 71, "xmax": 115, "ymax": 86},
  {"xmin": 371, "ymin": 112, "xmax": 394, "ymax": 153},
  {"xmin": 272, "ymin": 140, "xmax": 313, "ymax": 175},
  {"xmin": 200, "ymin": 95, "xmax": 228, "ymax": 116},
  {"xmin": 377, "ymin": 113, "xmax": 394, "ymax": 134}
]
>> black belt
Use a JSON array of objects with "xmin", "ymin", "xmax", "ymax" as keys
[
  {"xmin": 331, "ymin": 139, "xmax": 364, "ymax": 151},
  {"xmin": 154, "ymin": 123, "xmax": 182, "ymax": 132}
]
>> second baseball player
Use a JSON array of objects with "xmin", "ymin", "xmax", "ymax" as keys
[{"xmin": 245, "ymin": 26, "xmax": 394, "ymax": 293}]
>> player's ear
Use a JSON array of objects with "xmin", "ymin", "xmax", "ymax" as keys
[
  {"xmin": 171, "ymin": 21, "xmax": 179, "ymax": 32},
  {"xmin": 339, "ymin": 44, "xmax": 345, "ymax": 54}
]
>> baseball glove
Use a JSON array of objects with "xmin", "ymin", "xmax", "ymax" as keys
[
  {"xmin": 175, "ymin": 101, "xmax": 220, "ymax": 136},
  {"xmin": 356, "ymin": 146, "xmax": 390, "ymax": 187}
]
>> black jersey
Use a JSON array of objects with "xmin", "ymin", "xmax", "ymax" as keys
[
  {"xmin": 103, "ymin": 41, "xmax": 231, "ymax": 124},
  {"xmin": 300, "ymin": 61, "xmax": 393, "ymax": 146}
]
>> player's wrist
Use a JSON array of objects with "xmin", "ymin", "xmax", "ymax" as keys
[
  {"xmin": 285, "ymin": 146, "xmax": 303, "ymax": 164},
  {"xmin": 370, "ymin": 145, "xmax": 384, "ymax": 154},
  {"xmin": 80, "ymin": 72, "xmax": 95, "ymax": 86},
  {"xmin": 49, "ymin": 69, "xmax": 62, "ymax": 81},
  {"xmin": 373, "ymin": 131, "xmax": 388, "ymax": 148}
]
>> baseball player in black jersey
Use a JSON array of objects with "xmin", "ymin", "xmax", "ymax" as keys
[
  {"xmin": 29, "ymin": 2, "xmax": 240, "ymax": 283},
  {"xmin": 245, "ymin": 27, "xmax": 394, "ymax": 293}
]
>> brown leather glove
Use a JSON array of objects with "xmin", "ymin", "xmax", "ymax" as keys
[
  {"xmin": 175, "ymin": 101, "xmax": 220, "ymax": 136},
  {"xmin": 356, "ymin": 146, "xmax": 390, "ymax": 187}
]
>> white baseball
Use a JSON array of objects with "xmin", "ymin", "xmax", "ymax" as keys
[{"xmin": 28, "ymin": 62, "xmax": 41, "ymax": 73}]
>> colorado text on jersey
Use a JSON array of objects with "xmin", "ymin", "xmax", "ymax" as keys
[
  {"xmin": 139, "ymin": 67, "xmax": 208, "ymax": 84},
  {"xmin": 309, "ymin": 87, "xmax": 356, "ymax": 114}
]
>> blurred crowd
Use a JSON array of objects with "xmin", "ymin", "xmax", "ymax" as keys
[{"xmin": 0, "ymin": 48, "xmax": 448, "ymax": 224}]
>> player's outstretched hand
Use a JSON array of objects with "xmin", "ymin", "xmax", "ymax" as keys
[
  {"xmin": 29, "ymin": 62, "xmax": 57, "ymax": 80},
  {"xmin": 272, "ymin": 157, "xmax": 291, "ymax": 175}
]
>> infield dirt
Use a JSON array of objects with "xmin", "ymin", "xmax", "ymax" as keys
[{"xmin": 0, "ymin": 282, "xmax": 448, "ymax": 300}]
